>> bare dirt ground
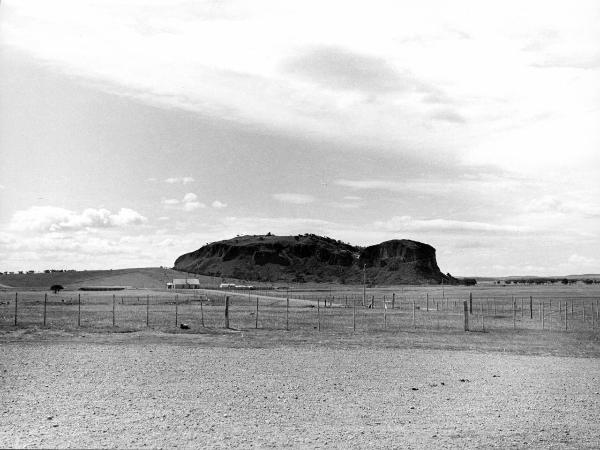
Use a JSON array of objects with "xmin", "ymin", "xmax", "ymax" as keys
[{"xmin": 1, "ymin": 329, "xmax": 599, "ymax": 449}]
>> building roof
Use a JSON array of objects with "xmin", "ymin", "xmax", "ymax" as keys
[{"xmin": 172, "ymin": 278, "xmax": 200, "ymax": 285}]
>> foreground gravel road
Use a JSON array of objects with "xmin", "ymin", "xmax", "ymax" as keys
[{"xmin": 1, "ymin": 335, "xmax": 599, "ymax": 448}]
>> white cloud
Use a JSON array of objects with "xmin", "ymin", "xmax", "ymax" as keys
[
  {"xmin": 182, "ymin": 192, "xmax": 198, "ymax": 202},
  {"xmin": 183, "ymin": 201, "xmax": 203, "ymax": 211},
  {"xmin": 374, "ymin": 215, "xmax": 530, "ymax": 234},
  {"xmin": 162, "ymin": 193, "xmax": 205, "ymax": 211},
  {"xmin": 8, "ymin": 206, "xmax": 147, "ymax": 232},
  {"xmin": 525, "ymin": 195, "xmax": 600, "ymax": 218},
  {"xmin": 211, "ymin": 200, "xmax": 227, "ymax": 209},
  {"xmin": 165, "ymin": 176, "xmax": 195, "ymax": 184},
  {"xmin": 272, "ymin": 193, "xmax": 315, "ymax": 204}
]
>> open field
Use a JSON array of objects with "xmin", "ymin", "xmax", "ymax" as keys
[
  {"xmin": 2, "ymin": 284, "xmax": 599, "ymax": 335},
  {"xmin": 1, "ymin": 330, "xmax": 599, "ymax": 448},
  {"xmin": 0, "ymin": 267, "xmax": 214, "ymax": 290},
  {"xmin": 2, "ymin": 282, "xmax": 599, "ymax": 448}
]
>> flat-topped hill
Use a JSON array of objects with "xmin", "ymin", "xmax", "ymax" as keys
[{"xmin": 174, "ymin": 234, "xmax": 459, "ymax": 285}]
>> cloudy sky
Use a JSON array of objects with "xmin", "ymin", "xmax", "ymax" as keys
[{"xmin": 1, "ymin": 0, "xmax": 599, "ymax": 276}]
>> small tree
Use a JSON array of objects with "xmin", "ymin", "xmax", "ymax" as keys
[{"xmin": 50, "ymin": 284, "xmax": 64, "ymax": 294}]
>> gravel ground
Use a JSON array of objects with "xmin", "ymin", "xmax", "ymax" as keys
[{"xmin": 1, "ymin": 333, "xmax": 599, "ymax": 449}]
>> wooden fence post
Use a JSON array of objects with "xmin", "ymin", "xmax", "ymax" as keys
[
  {"xmin": 78, "ymin": 294, "xmax": 81, "ymax": 327},
  {"xmin": 224, "ymin": 296, "xmax": 230, "ymax": 329},
  {"xmin": 353, "ymin": 295, "xmax": 356, "ymax": 331},
  {"xmin": 317, "ymin": 298, "xmax": 321, "ymax": 331},
  {"xmin": 392, "ymin": 292, "xmax": 395, "ymax": 309},
  {"xmin": 175, "ymin": 294, "xmax": 178, "ymax": 327},
  {"xmin": 412, "ymin": 300, "xmax": 416, "ymax": 328},
  {"xmin": 565, "ymin": 301, "xmax": 568, "ymax": 331},
  {"xmin": 43, "ymin": 293, "xmax": 47, "ymax": 326},
  {"xmin": 146, "ymin": 295, "xmax": 149, "ymax": 327},
  {"xmin": 286, "ymin": 295, "xmax": 289, "ymax": 331},
  {"xmin": 426, "ymin": 293, "xmax": 429, "ymax": 312},
  {"xmin": 463, "ymin": 300, "xmax": 469, "ymax": 332},
  {"xmin": 383, "ymin": 302, "xmax": 387, "ymax": 330},
  {"xmin": 469, "ymin": 292, "xmax": 472, "ymax": 314},
  {"xmin": 513, "ymin": 299, "xmax": 516, "ymax": 329},
  {"xmin": 530, "ymin": 296, "xmax": 533, "ymax": 319},
  {"xmin": 112, "ymin": 294, "xmax": 115, "ymax": 327},
  {"xmin": 255, "ymin": 297, "xmax": 258, "ymax": 329},
  {"xmin": 200, "ymin": 298, "xmax": 205, "ymax": 327}
]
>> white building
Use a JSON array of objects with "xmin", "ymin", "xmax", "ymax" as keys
[{"xmin": 167, "ymin": 278, "xmax": 200, "ymax": 289}]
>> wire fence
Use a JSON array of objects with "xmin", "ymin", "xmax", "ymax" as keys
[{"xmin": 1, "ymin": 290, "xmax": 599, "ymax": 333}]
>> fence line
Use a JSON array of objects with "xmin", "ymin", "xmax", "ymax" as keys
[{"xmin": 1, "ymin": 290, "xmax": 599, "ymax": 334}]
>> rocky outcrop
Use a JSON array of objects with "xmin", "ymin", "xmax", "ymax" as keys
[{"xmin": 174, "ymin": 234, "xmax": 459, "ymax": 285}]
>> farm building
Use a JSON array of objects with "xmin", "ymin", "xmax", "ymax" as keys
[{"xmin": 167, "ymin": 278, "xmax": 200, "ymax": 289}]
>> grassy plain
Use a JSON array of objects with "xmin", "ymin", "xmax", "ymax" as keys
[{"xmin": 1, "ymin": 273, "xmax": 599, "ymax": 448}]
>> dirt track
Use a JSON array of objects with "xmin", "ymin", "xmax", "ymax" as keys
[{"xmin": 1, "ymin": 332, "xmax": 599, "ymax": 448}]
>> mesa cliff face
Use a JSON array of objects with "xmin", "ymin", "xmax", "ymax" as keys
[{"xmin": 174, "ymin": 234, "xmax": 458, "ymax": 284}]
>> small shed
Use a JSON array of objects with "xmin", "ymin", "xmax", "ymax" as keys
[{"xmin": 168, "ymin": 278, "xmax": 200, "ymax": 289}]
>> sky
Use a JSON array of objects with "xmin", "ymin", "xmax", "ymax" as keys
[{"xmin": 0, "ymin": 0, "xmax": 599, "ymax": 276}]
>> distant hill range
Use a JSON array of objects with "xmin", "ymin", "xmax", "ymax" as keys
[{"xmin": 174, "ymin": 234, "xmax": 465, "ymax": 285}]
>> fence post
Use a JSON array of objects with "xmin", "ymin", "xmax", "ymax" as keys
[
  {"xmin": 286, "ymin": 295, "xmax": 289, "ymax": 331},
  {"xmin": 463, "ymin": 300, "xmax": 469, "ymax": 331},
  {"xmin": 513, "ymin": 299, "xmax": 516, "ymax": 329},
  {"xmin": 146, "ymin": 295, "xmax": 149, "ymax": 327},
  {"xmin": 383, "ymin": 302, "xmax": 387, "ymax": 330},
  {"xmin": 426, "ymin": 293, "xmax": 429, "ymax": 312},
  {"xmin": 317, "ymin": 298, "xmax": 321, "ymax": 331},
  {"xmin": 43, "ymin": 293, "xmax": 47, "ymax": 326},
  {"xmin": 175, "ymin": 294, "xmax": 178, "ymax": 327},
  {"xmin": 14, "ymin": 292, "xmax": 18, "ymax": 326},
  {"xmin": 530, "ymin": 296, "xmax": 533, "ymax": 319},
  {"xmin": 469, "ymin": 292, "xmax": 472, "ymax": 314},
  {"xmin": 255, "ymin": 297, "xmax": 259, "ymax": 329},
  {"xmin": 353, "ymin": 295, "xmax": 356, "ymax": 331},
  {"xmin": 78, "ymin": 294, "xmax": 81, "ymax": 327},
  {"xmin": 412, "ymin": 300, "xmax": 416, "ymax": 328},
  {"xmin": 200, "ymin": 297, "xmax": 205, "ymax": 327},
  {"xmin": 224, "ymin": 296, "xmax": 230, "ymax": 329},
  {"xmin": 565, "ymin": 301, "xmax": 568, "ymax": 331},
  {"xmin": 392, "ymin": 292, "xmax": 395, "ymax": 309},
  {"xmin": 112, "ymin": 294, "xmax": 115, "ymax": 327}
]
